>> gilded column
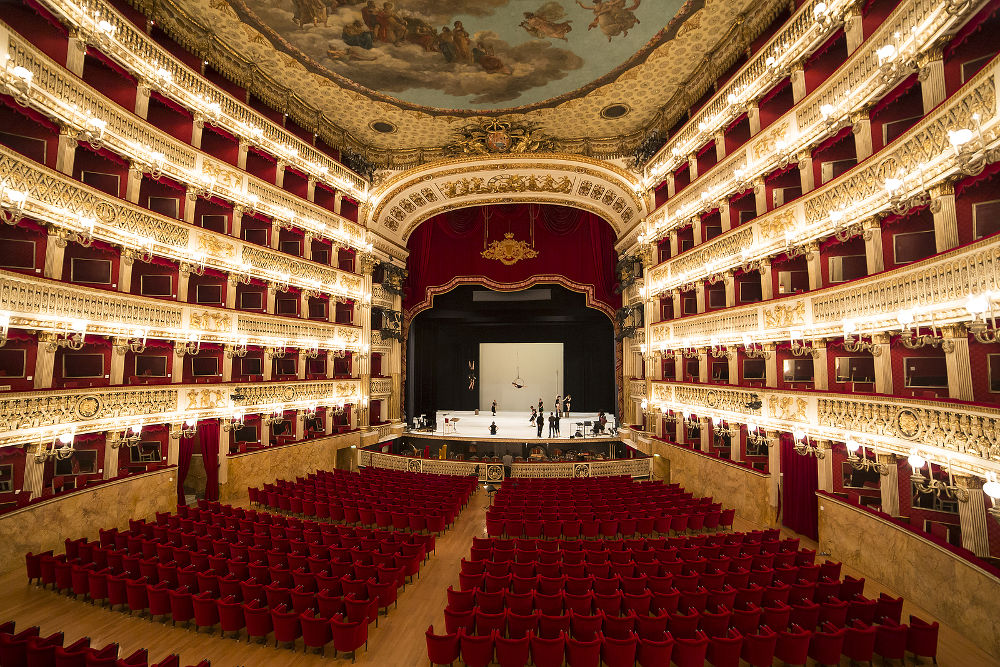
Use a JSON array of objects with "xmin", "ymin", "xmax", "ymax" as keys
[
  {"xmin": 294, "ymin": 410, "xmax": 304, "ymax": 441},
  {"xmin": 673, "ymin": 352, "xmax": 684, "ymax": 385},
  {"xmin": 358, "ymin": 255, "xmax": 376, "ymax": 431},
  {"xmin": 798, "ymin": 150, "xmax": 815, "ymax": 194},
  {"xmin": 878, "ymin": 453, "xmax": 901, "ymax": 516},
  {"xmin": 790, "ymin": 62, "xmax": 807, "ymax": 104},
  {"xmin": 104, "ymin": 432, "xmax": 120, "ymax": 480},
  {"xmin": 669, "ymin": 230, "xmax": 679, "ymax": 257},
  {"xmin": 688, "ymin": 154, "xmax": 698, "ymax": 182},
  {"xmin": 766, "ymin": 431, "xmax": 781, "ymax": 524},
  {"xmin": 171, "ymin": 343, "xmax": 185, "ymax": 384},
  {"xmin": 805, "ymin": 242, "xmax": 822, "ymax": 291},
  {"xmin": 759, "ymin": 258, "xmax": 774, "ymax": 300},
  {"xmin": 33, "ymin": 333, "xmax": 57, "ymax": 389},
  {"xmin": 873, "ymin": 333, "xmax": 893, "ymax": 394},
  {"xmin": 110, "ymin": 339, "xmax": 128, "ymax": 385},
  {"xmin": 699, "ymin": 417, "xmax": 712, "ymax": 453},
  {"xmin": 671, "ymin": 290, "xmax": 682, "ymax": 322},
  {"xmin": 714, "ymin": 130, "xmax": 727, "ymax": 162},
  {"xmin": 225, "ymin": 274, "xmax": 239, "ymax": 309},
  {"xmin": 190, "ymin": 116, "xmax": 204, "ymax": 150},
  {"xmin": 297, "ymin": 350, "xmax": 307, "ymax": 380},
  {"xmin": 266, "ymin": 282, "xmax": 278, "ymax": 314},
  {"xmin": 307, "ymin": 176, "xmax": 317, "ymax": 203},
  {"xmin": 812, "ymin": 339, "xmax": 829, "ymax": 390},
  {"xmin": 176, "ymin": 263, "xmax": 192, "ymax": 303},
  {"xmin": 183, "ymin": 190, "xmax": 197, "ymax": 224},
  {"xmin": 334, "ymin": 192, "xmax": 344, "ymax": 215},
  {"xmin": 302, "ymin": 232, "xmax": 314, "ymax": 261},
  {"xmin": 816, "ymin": 439, "xmax": 834, "ymax": 492},
  {"xmin": 695, "ymin": 280, "xmax": 706, "ymax": 314},
  {"xmin": 56, "ymin": 127, "xmax": 77, "ymax": 176},
  {"xmin": 126, "ymin": 163, "xmax": 143, "ymax": 204},
  {"xmin": 44, "ymin": 226, "xmax": 67, "ymax": 280},
  {"xmin": 666, "ymin": 173, "xmax": 676, "ymax": 199},
  {"xmin": 863, "ymin": 217, "xmax": 884, "ymax": 275},
  {"xmin": 237, "ymin": 139, "xmax": 249, "ymax": 170},
  {"xmin": 754, "ymin": 177, "xmax": 767, "ymax": 217},
  {"xmin": 943, "ymin": 325, "xmax": 973, "ymax": 402},
  {"xmin": 275, "ymin": 160, "xmax": 286, "ymax": 189},
  {"xmin": 697, "ymin": 348, "xmax": 709, "ymax": 383},
  {"xmin": 270, "ymin": 221, "xmax": 281, "ymax": 250},
  {"xmin": 691, "ymin": 215, "xmax": 703, "ymax": 247},
  {"xmin": 66, "ymin": 31, "xmax": 86, "ymax": 76},
  {"xmin": 930, "ymin": 183, "xmax": 959, "ymax": 252},
  {"xmin": 727, "ymin": 351, "xmax": 739, "ymax": 386},
  {"xmin": 844, "ymin": 3, "xmax": 864, "ymax": 53},
  {"xmin": 719, "ymin": 199, "xmax": 731, "ymax": 232},
  {"xmin": 918, "ymin": 46, "xmax": 946, "ymax": 114},
  {"xmin": 747, "ymin": 102, "xmax": 761, "ymax": 136},
  {"xmin": 231, "ymin": 205, "xmax": 244, "ymax": 240},
  {"xmin": 119, "ymin": 248, "xmax": 137, "ymax": 293},
  {"xmin": 954, "ymin": 475, "xmax": 991, "ymax": 557},
  {"xmin": 263, "ymin": 348, "xmax": 278, "ymax": 382},
  {"xmin": 23, "ymin": 449, "xmax": 45, "ymax": 500},
  {"xmin": 222, "ymin": 346, "xmax": 235, "ymax": 382},
  {"xmin": 764, "ymin": 343, "xmax": 778, "ymax": 388},
  {"xmin": 852, "ymin": 112, "xmax": 873, "ymax": 162},
  {"xmin": 724, "ymin": 271, "xmax": 736, "ymax": 308},
  {"xmin": 134, "ymin": 83, "xmax": 151, "ymax": 120}
]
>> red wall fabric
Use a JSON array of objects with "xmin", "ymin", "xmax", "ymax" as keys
[
  {"xmin": 199, "ymin": 421, "xmax": 220, "ymax": 502},
  {"xmin": 781, "ymin": 436, "xmax": 820, "ymax": 540},
  {"xmin": 404, "ymin": 205, "xmax": 620, "ymax": 317}
]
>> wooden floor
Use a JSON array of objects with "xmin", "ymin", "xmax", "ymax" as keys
[{"xmin": 0, "ymin": 489, "xmax": 996, "ymax": 666}]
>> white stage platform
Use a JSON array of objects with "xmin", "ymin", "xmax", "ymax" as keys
[{"xmin": 415, "ymin": 410, "xmax": 615, "ymax": 440}]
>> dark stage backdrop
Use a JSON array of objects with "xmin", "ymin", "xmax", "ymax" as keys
[
  {"xmin": 406, "ymin": 285, "xmax": 615, "ymax": 421},
  {"xmin": 403, "ymin": 204, "xmax": 620, "ymax": 318}
]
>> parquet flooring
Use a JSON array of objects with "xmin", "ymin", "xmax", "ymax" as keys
[{"xmin": 0, "ymin": 488, "xmax": 996, "ymax": 666}]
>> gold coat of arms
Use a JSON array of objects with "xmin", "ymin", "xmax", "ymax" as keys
[{"xmin": 481, "ymin": 232, "xmax": 539, "ymax": 265}]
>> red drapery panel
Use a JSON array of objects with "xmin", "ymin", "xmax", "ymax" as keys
[
  {"xmin": 780, "ymin": 437, "xmax": 820, "ymax": 540},
  {"xmin": 404, "ymin": 205, "xmax": 620, "ymax": 316},
  {"xmin": 176, "ymin": 431, "xmax": 195, "ymax": 506},
  {"xmin": 199, "ymin": 421, "xmax": 220, "ymax": 502}
]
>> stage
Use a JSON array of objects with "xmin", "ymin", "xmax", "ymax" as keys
[{"xmin": 407, "ymin": 410, "xmax": 615, "ymax": 441}]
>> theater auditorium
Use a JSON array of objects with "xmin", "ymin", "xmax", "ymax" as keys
[{"xmin": 0, "ymin": 0, "xmax": 998, "ymax": 664}]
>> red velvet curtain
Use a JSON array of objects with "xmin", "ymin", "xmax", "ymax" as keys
[
  {"xmin": 199, "ymin": 421, "xmax": 220, "ymax": 502},
  {"xmin": 780, "ymin": 437, "xmax": 820, "ymax": 540},
  {"xmin": 405, "ymin": 204, "xmax": 620, "ymax": 316},
  {"xmin": 176, "ymin": 431, "xmax": 195, "ymax": 506}
]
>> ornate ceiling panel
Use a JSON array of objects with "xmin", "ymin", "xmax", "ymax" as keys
[
  {"xmin": 365, "ymin": 154, "xmax": 648, "ymax": 243},
  {"xmin": 143, "ymin": 0, "xmax": 786, "ymax": 162}
]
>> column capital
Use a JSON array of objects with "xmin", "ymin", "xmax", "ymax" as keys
[
  {"xmin": 953, "ymin": 474, "xmax": 985, "ymax": 491},
  {"xmin": 930, "ymin": 181, "xmax": 955, "ymax": 198}
]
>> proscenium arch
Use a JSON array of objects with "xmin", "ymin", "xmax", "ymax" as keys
[{"xmin": 365, "ymin": 154, "xmax": 650, "ymax": 243}]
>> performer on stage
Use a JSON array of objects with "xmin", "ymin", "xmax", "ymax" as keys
[
  {"xmin": 555, "ymin": 411, "xmax": 561, "ymax": 436},
  {"xmin": 555, "ymin": 395, "xmax": 561, "ymax": 414},
  {"xmin": 536, "ymin": 412, "xmax": 544, "ymax": 437},
  {"xmin": 594, "ymin": 410, "xmax": 608, "ymax": 434},
  {"xmin": 548, "ymin": 412, "xmax": 557, "ymax": 437},
  {"xmin": 529, "ymin": 405, "xmax": 537, "ymax": 423},
  {"xmin": 564, "ymin": 394, "xmax": 572, "ymax": 416},
  {"xmin": 538, "ymin": 398, "xmax": 544, "ymax": 413},
  {"xmin": 491, "ymin": 400, "xmax": 497, "ymax": 416},
  {"xmin": 490, "ymin": 421, "xmax": 498, "ymax": 435}
]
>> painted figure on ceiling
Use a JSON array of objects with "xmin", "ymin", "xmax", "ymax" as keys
[
  {"xmin": 292, "ymin": 0, "xmax": 328, "ymax": 27},
  {"xmin": 520, "ymin": 2, "xmax": 573, "ymax": 41},
  {"xmin": 342, "ymin": 19, "xmax": 374, "ymax": 49},
  {"xmin": 575, "ymin": 0, "xmax": 641, "ymax": 41},
  {"xmin": 452, "ymin": 20, "xmax": 474, "ymax": 63}
]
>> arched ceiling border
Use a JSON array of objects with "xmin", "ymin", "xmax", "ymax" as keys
[{"xmin": 366, "ymin": 155, "xmax": 649, "ymax": 242}]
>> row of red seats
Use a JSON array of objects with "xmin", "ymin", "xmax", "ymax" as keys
[
  {"xmin": 248, "ymin": 490, "xmax": 455, "ymax": 531},
  {"xmin": 0, "ymin": 621, "xmax": 209, "ymax": 667},
  {"xmin": 427, "ymin": 616, "xmax": 939, "ymax": 667},
  {"xmin": 485, "ymin": 511, "xmax": 734, "ymax": 539}
]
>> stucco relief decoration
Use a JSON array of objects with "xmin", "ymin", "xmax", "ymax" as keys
[
  {"xmin": 481, "ymin": 232, "xmax": 540, "ymax": 265},
  {"xmin": 447, "ymin": 120, "xmax": 556, "ymax": 154},
  {"xmin": 439, "ymin": 174, "xmax": 574, "ymax": 198},
  {"xmin": 573, "ymin": 463, "xmax": 591, "ymax": 478},
  {"xmin": 197, "ymin": 234, "xmax": 236, "ymax": 258},
  {"xmin": 186, "ymin": 389, "xmax": 230, "ymax": 410},
  {"xmin": 757, "ymin": 210, "xmax": 797, "ymax": 240},
  {"xmin": 190, "ymin": 311, "xmax": 233, "ymax": 332},
  {"xmin": 770, "ymin": 395, "xmax": 807, "ymax": 422},
  {"xmin": 763, "ymin": 302, "xmax": 805, "ymax": 328},
  {"xmin": 486, "ymin": 464, "xmax": 504, "ymax": 482}
]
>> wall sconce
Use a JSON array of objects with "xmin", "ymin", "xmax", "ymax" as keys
[
  {"xmin": 883, "ymin": 172, "xmax": 929, "ymax": 216},
  {"xmin": 302, "ymin": 404, "xmax": 318, "ymax": 419},
  {"xmin": 181, "ymin": 253, "xmax": 206, "ymax": 277},
  {"xmin": 842, "ymin": 320, "xmax": 882, "ymax": 355},
  {"xmin": 263, "ymin": 409, "xmax": 286, "ymax": 426},
  {"xmin": 276, "ymin": 208, "xmax": 296, "ymax": 231},
  {"xmin": 221, "ymin": 411, "xmax": 245, "ymax": 432},
  {"xmin": 741, "ymin": 335, "xmax": 770, "ymax": 359},
  {"xmin": 845, "ymin": 436, "xmax": 888, "ymax": 475},
  {"xmin": 792, "ymin": 429, "xmax": 825, "ymax": 458},
  {"xmin": 984, "ymin": 475, "xmax": 1000, "ymax": 519},
  {"xmin": 111, "ymin": 424, "xmax": 143, "ymax": 449},
  {"xmin": 35, "ymin": 432, "xmax": 75, "ymax": 462},
  {"xmin": 272, "ymin": 273, "xmax": 291, "ymax": 293},
  {"xmin": 189, "ymin": 172, "xmax": 217, "ymax": 199},
  {"xmin": 48, "ymin": 319, "xmax": 87, "ymax": 351},
  {"xmin": 966, "ymin": 293, "xmax": 1000, "ymax": 343},
  {"xmin": 232, "ymin": 263, "xmax": 252, "ymax": 286},
  {"xmin": 812, "ymin": 1, "xmax": 838, "ymax": 29},
  {"xmin": 303, "ymin": 341, "xmax": 320, "ymax": 359},
  {"xmin": 4, "ymin": 62, "xmax": 34, "ymax": 106},
  {"xmin": 266, "ymin": 342, "xmax": 286, "ymax": 359},
  {"xmin": 712, "ymin": 417, "xmax": 739, "ymax": 439},
  {"xmin": 875, "ymin": 41, "xmax": 915, "ymax": 85},
  {"xmin": 226, "ymin": 337, "xmax": 248, "ymax": 358},
  {"xmin": 907, "ymin": 453, "xmax": 969, "ymax": 502},
  {"xmin": 0, "ymin": 184, "xmax": 28, "ymax": 225},
  {"xmin": 710, "ymin": 337, "xmax": 735, "ymax": 359},
  {"xmin": 897, "ymin": 309, "xmax": 952, "ymax": 351},
  {"xmin": 171, "ymin": 418, "xmax": 197, "ymax": 439},
  {"xmin": 949, "ymin": 114, "xmax": 998, "ymax": 176},
  {"xmin": 746, "ymin": 422, "xmax": 771, "ymax": 449},
  {"xmin": 789, "ymin": 330, "xmax": 818, "ymax": 357},
  {"xmin": 78, "ymin": 115, "xmax": 108, "ymax": 151},
  {"xmin": 175, "ymin": 333, "xmax": 202, "ymax": 356},
  {"xmin": 114, "ymin": 328, "xmax": 147, "ymax": 355}
]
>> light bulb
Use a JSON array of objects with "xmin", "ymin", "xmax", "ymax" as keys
[
  {"xmin": 130, "ymin": 424, "xmax": 142, "ymax": 434},
  {"xmin": 813, "ymin": 2, "xmax": 827, "ymax": 15},
  {"xmin": 884, "ymin": 177, "xmax": 903, "ymax": 193},
  {"xmin": 793, "ymin": 428, "xmax": 806, "ymax": 442},
  {"xmin": 966, "ymin": 293, "xmax": 989, "ymax": 316},
  {"xmin": 11, "ymin": 66, "xmax": 32, "ymax": 82},
  {"xmin": 877, "ymin": 44, "xmax": 896, "ymax": 62},
  {"xmin": 846, "ymin": 438, "xmax": 861, "ymax": 453},
  {"xmin": 907, "ymin": 453, "xmax": 926, "ymax": 470},
  {"xmin": 58, "ymin": 432, "xmax": 74, "ymax": 444},
  {"xmin": 983, "ymin": 480, "xmax": 1000, "ymax": 501},
  {"xmin": 897, "ymin": 309, "xmax": 914, "ymax": 326},
  {"xmin": 948, "ymin": 128, "xmax": 973, "ymax": 147}
]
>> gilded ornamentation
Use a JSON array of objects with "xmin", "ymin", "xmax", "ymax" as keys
[
  {"xmin": 446, "ymin": 121, "xmax": 555, "ymax": 155},
  {"xmin": 757, "ymin": 209, "xmax": 797, "ymax": 240},
  {"xmin": 752, "ymin": 122, "xmax": 789, "ymax": 161},
  {"xmin": 763, "ymin": 302, "xmax": 805, "ymax": 328},
  {"xmin": 481, "ymin": 233, "xmax": 540, "ymax": 266},
  {"xmin": 190, "ymin": 310, "xmax": 232, "ymax": 332},
  {"xmin": 201, "ymin": 161, "xmax": 243, "ymax": 191},
  {"xmin": 769, "ymin": 395, "xmax": 808, "ymax": 421},
  {"xmin": 186, "ymin": 389, "xmax": 229, "ymax": 410},
  {"xmin": 197, "ymin": 234, "xmax": 235, "ymax": 258},
  {"xmin": 897, "ymin": 408, "xmax": 921, "ymax": 438},
  {"xmin": 438, "ymin": 174, "xmax": 574, "ymax": 199}
]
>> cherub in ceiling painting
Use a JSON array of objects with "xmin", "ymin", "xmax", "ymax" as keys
[
  {"xmin": 576, "ymin": 0, "xmax": 641, "ymax": 41},
  {"xmin": 520, "ymin": 2, "xmax": 574, "ymax": 41}
]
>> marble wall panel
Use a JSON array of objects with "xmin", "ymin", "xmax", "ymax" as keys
[
  {"xmin": 818, "ymin": 494, "xmax": 1000, "ymax": 660},
  {"xmin": 650, "ymin": 440, "xmax": 776, "ymax": 529},
  {"xmin": 220, "ymin": 432, "xmax": 361, "ymax": 504},
  {"xmin": 0, "ymin": 468, "xmax": 176, "ymax": 576}
]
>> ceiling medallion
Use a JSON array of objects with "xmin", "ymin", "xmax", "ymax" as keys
[
  {"xmin": 370, "ymin": 121, "xmax": 398, "ymax": 134},
  {"xmin": 481, "ymin": 232, "xmax": 540, "ymax": 266},
  {"xmin": 601, "ymin": 103, "xmax": 631, "ymax": 119},
  {"xmin": 446, "ymin": 120, "xmax": 555, "ymax": 156}
]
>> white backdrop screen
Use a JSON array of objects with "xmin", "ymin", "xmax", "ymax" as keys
[{"xmin": 479, "ymin": 343, "xmax": 563, "ymax": 412}]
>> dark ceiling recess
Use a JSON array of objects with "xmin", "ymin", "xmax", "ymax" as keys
[
  {"xmin": 601, "ymin": 104, "xmax": 630, "ymax": 119},
  {"xmin": 370, "ymin": 121, "xmax": 397, "ymax": 134}
]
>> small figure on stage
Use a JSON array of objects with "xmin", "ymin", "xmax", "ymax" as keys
[
  {"xmin": 536, "ymin": 412, "xmax": 544, "ymax": 437},
  {"xmin": 548, "ymin": 412, "xmax": 557, "ymax": 437},
  {"xmin": 490, "ymin": 421, "xmax": 498, "ymax": 436},
  {"xmin": 564, "ymin": 394, "xmax": 572, "ymax": 416},
  {"xmin": 594, "ymin": 411, "xmax": 608, "ymax": 434},
  {"xmin": 538, "ymin": 398, "xmax": 544, "ymax": 413},
  {"xmin": 491, "ymin": 400, "xmax": 497, "ymax": 416},
  {"xmin": 555, "ymin": 411, "xmax": 561, "ymax": 436},
  {"xmin": 529, "ymin": 405, "xmax": 537, "ymax": 423},
  {"xmin": 512, "ymin": 379, "xmax": 524, "ymax": 388},
  {"xmin": 555, "ymin": 395, "xmax": 562, "ymax": 414}
]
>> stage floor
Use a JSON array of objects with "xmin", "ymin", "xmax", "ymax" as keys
[{"xmin": 412, "ymin": 410, "xmax": 614, "ymax": 440}]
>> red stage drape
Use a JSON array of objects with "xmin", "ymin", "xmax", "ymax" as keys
[
  {"xmin": 404, "ymin": 205, "xmax": 620, "ymax": 316},
  {"xmin": 176, "ymin": 431, "xmax": 195, "ymax": 506},
  {"xmin": 780, "ymin": 437, "xmax": 820, "ymax": 540},
  {"xmin": 199, "ymin": 421, "xmax": 220, "ymax": 502}
]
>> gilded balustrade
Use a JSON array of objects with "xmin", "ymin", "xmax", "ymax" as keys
[
  {"xmin": 645, "ymin": 51, "xmax": 998, "ymax": 300},
  {"xmin": 0, "ymin": 378, "xmax": 362, "ymax": 448},
  {"xmin": 0, "ymin": 144, "xmax": 366, "ymax": 300},
  {"xmin": 644, "ymin": 0, "xmax": 980, "ymax": 293},
  {"xmin": 0, "ymin": 25, "xmax": 371, "ymax": 256},
  {"xmin": 649, "ymin": 380, "xmax": 1000, "ymax": 479},
  {"xmin": 32, "ymin": 0, "xmax": 366, "ymax": 195},
  {"xmin": 359, "ymin": 450, "xmax": 651, "ymax": 481}
]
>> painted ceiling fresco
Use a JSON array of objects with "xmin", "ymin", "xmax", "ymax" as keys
[{"xmin": 225, "ymin": 0, "xmax": 687, "ymax": 111}]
